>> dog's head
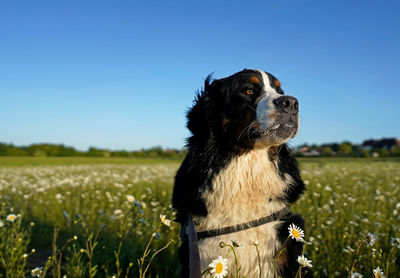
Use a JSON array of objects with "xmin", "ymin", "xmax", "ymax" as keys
[{"xmin": 187, "ymin": 69, "xmax": 299, "ymax": 149}]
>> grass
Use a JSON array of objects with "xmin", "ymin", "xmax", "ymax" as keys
[
  {"xmin": 0, "ymin": 156, "xmax": 181, "ymax": 167},
  {"xmin": 0, "ymin": 157, "xmax": 399, "ymax": 277}
]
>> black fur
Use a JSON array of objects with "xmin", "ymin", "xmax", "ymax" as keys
[{"xmin": 172, "ymin": 69, "xmax": 311, "ymax": 277}]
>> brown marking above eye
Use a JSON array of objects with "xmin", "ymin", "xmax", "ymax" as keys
[
  {"xmin": 275, "ymin": 80, "xmax": 281, "ymax": 88},
  {"xmin": 249, "ymin": 76, "xmax": 260, "ymax": 84},
  {"xmin": 246, "ymin": 89, "xmax": 254, "ymax": 95}
]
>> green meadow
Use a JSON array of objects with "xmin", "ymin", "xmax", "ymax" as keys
[{"xmin": 0, "ymin": 157, "xmax": 399, "ymax": 277}]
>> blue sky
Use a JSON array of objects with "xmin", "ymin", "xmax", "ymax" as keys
[{"xmin": 1, "ymin": 0, "xmax": 399, "ymax": 150}]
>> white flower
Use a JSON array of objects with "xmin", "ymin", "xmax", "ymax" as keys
[
  {"xmin": 351, "ymin": 272, "xmax": 363, "ymax": 278},
  {"xmin": 366, "ymin": 233, "xmax": 377, "ymax": 247},
  {"xmin": 373, "ymin": 267, "xmax": 385, "ymax": 278},
  {"xmin": 0, "ymin": 221, "xmax": 4, "ymax": 227},
  {"xmin": 55, "ymin": 193, "xmax": 63, "ymax": 200},
  {"xmin": 6, "ymin": 214, "xmax": 17, "ymax": 222},
  {"xmin": 31, "ymin": 266, "xmax": 42, "ymax": 277},
  {"xmin": 208, "ymin": 256, "xmax": 228, "ymax": 277},
  {"xmin": 114, "ymin": 209, "xmax": 123, "ymax": 216},
  {"xmin": 297, "ymin": 255, "xmax": 312, "ymax": 268},
  {"xmin": 126, "ymin": 195, "xmax": 135, "ymax": 203},
  {"xmin": 391, "ymin": 237, "xmax": 400, "ymax": 248},
  {"xmin": 288, "ymin": 224, "xmax": 305, "ymax": 242},
  {"xmin": 160, "ymin": 214, "xmax": 171, "ymax": 227}
]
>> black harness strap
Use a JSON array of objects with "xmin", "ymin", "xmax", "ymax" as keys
[
  {"xmin": 187, "ymin": 213, "xmax": 201, "ymax": 278},
  {"xmin": 196, "ymin": 206, "xmax": 291, "ymax": 240},
  {"xmin": 184, "ymin": 206, "xmax": 291, "ymax": 278}
]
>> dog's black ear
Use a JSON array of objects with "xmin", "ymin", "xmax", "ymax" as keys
[{"xmin": 187, "ymin": 74, "xmax": 223, "ymax": 136}]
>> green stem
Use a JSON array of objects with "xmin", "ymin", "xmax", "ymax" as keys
[
  {"xmin": 139, "ymin": 224, "xmax": 160, "ymax": 278},
  {"xmin": 349, "ymin": 240, "xmax": 364, "ymax": 277},
  {"xmin": 142, "ymin": 240, "xmax": 173, "ymax": 277},
  {"xmin": 386, "ymin": 246, "xmax": 395, "ymax": 278},
  {"xmin": 294, "ymin": 266, "xmax": 302, "ymax": 278},
  {"xmin": 255, "ymin": 245, "xmax": 262, "ymax": 278},
  {"xmin": 274, "ymin": 237, "xmax": 290, "ymax": 276}
]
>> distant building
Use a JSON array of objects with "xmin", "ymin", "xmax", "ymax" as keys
[
  {"xmin": 294, "ymin": 146, "xmax": 321, "ymax": 157},
  {"xmin": 362, "ymin": 138, "xmax": 400, "ymax": 150},
  {"xmin": 302, "ymin": 149, "xmax": 321, "ymax": 157}
]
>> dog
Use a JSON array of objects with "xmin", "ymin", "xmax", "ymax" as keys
[{"xmin": 172, "ymin": 69, "xmax": 311, "ymax": 277}]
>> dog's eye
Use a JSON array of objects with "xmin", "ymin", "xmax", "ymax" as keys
[{"xmin": 246, "ymin": 89, "xmax": 254, "ymax": 95}]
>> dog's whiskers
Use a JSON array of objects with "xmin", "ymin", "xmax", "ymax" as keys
[
  {"xmin": 247, "ymin": 104, "xmax": 257, "ymax": 112},
  {"xmin": 237, "ymin": 121, "xmax": 256, "ymax": 142}
]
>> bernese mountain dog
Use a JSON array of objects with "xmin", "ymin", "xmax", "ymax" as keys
[{"xmin": 173, "ymin": 69, "xmax": 311, "ymax": 278}]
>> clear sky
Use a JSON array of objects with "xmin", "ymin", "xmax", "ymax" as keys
[{"xmin": 1, "ymin": 0, "xmax": 399, "ymax": 150}]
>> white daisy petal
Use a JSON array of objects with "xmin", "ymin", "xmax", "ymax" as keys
[
  {"xmin": 288, "ymin": 223, "xmax": 305, "ymax": 242},
  {"xmin": 31, "ymin": 267, "xmax": 43, "ymax": 277},
  {"xmin": 6, "ymin": 213, "xmax": 18, "ymax": 222},
  {"xmin": 297, "ymin": 255, "xmax": 312, "ymax": 268},
  {"xmin": 373, "ymin": 267, "xmax": 385, "ymax": 278},
  {"xmin": 208, "ymin": 256, "xmax": 228, "ymax": 277},
  {"xmin": 160, "ymin": 214, "xmax": 171, "ymax": 227}
]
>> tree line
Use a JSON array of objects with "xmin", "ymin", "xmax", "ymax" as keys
[
  {"xmin": 1, "ymin": 141, "xmax": 399, "ymax": 158},
  {"xmin": 295, "ymin": 141, "xmax": 400, "ymax": 157},
  {"xmin": 0, "ymin": 143, "xmax": 187, "ymax": 159}
]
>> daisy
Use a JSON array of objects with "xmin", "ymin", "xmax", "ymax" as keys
[
  {"xmin": 6, "ymin": 214, "xmax": 17, "ymax": 222},
  {"xmin": 351, "ymin": 273, "xmax": 363, "ymax": 278},
  {"xmin": 160, "ymin": 214, "xmax": 171, "ymax": 227},
  {"xmin": 31, "ymin": 266, "xmax": 42, "ymax": 277},
  {"xmin": 0, "ymin": 221, "xmax": 4, "ymax": 227},
  {"xmin": 391, "ymin": 237, "xmax": 400, "ymax": 248},
  {"xmin": 297, "ymin": 255, "xmax": 312, "ymax": 268},
  {"xmin": 373, "ymin": 267, "xmax": 385, "ymax": 278},
  {"xmin": 126, "ymin": 194, "xmax": 135, "ymax": 203},
  {"xmin": 208, "ymin": 256, "xmax": 228, "ymax": 278},
  {"xmin": 288, "ymin": 224, "xmax": 305, "ymax": 242},
  {"xmin": 366, "ymin": 233, "xmax": 377, "ymax": 247}
]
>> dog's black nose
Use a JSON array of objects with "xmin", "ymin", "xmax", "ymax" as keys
[{"xmin": 273, "ymin": 96, "xmax": 299, "ymax": 114}]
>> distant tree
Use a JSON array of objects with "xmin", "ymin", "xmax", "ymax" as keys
[
  {"xmin": 390, "ymin": 146, "xmax": 400, "ymax": 157},
  {"xmin": 111, "ymin": 150, "xmax": 129, "ymax": 157},
  {"xmin": 359, "ymin": 149, "xmax": 371, "ymax": 157},
  {"xmin": 0, "ymin": 143, "xmax": 10, "ymax": 156},
  {"xmin": 331, "ymin": 143, "xmax": 340, "ymax": 153},
  {"xmin": 338, "ymin": 142, "xmax": 353, "ymax": 156},
  {"xmin": 86, "ymin": 147, "xmax": 105, "ymax": 157},
  {"xmin": 374, "ymin": 147, "xmax": 389, "ymax": 157},
  {"xmin": 321, "ymin": 146, "xmax": 333, "ymax": 157}
]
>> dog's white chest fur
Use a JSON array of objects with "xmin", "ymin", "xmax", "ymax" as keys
[{"xmin": 195, "ymin": 147, "xmax": 291, "ymax": 277}]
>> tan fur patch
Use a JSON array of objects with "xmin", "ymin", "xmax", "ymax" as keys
[
  {"xmin": 249, "ymin": 76, "xmax": 260, "ymax": 84},
  {"xmin": 275, "ymin": 80, "xmax": 281, "ymax": 88}
]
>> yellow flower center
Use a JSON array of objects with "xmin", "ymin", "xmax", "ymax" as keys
[
  {"xmin": 292, "ymin": 229, "xmax": 300, "ymax": 238},
  {"xmin": 376, "ymin": 274, "xmax": 381, "ymax": 278},
  {"xmin": 216, "ymin": 262, "xmax": 223, "ymax": 274}
]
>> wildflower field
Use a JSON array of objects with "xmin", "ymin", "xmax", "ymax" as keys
[{"xmin": 0, "ymin": 157, "xmax": 399, "ymax": 278}]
